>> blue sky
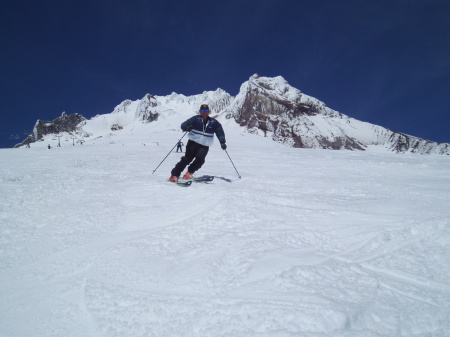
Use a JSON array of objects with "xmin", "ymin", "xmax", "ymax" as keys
[{"xmin": 1, "ymin": 0, "xmax": 449, "ymax": 148}]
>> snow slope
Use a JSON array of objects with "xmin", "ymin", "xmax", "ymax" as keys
[{"xmin": 1, "ymin": 121, "xmax": 450, "ymax": 337}]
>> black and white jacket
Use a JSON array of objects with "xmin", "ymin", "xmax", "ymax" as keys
[{"xmin": 181, "ymin": 115, "xmax": 226, "ymax": 147}]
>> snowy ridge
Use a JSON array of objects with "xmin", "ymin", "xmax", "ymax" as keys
[
  {"xmin": 1, "ymin": 126, "xmax": 450, "ymax": 336},
  {"xmin": 15, "ymin": 74, "xmax": 449, "ymax": 155}
]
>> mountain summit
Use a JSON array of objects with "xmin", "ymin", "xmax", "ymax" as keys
[
  {"xmin": 223, "ymin": 75, "xmax": 449, "ymax": 154},
  {"xmin": 17, "ymin": 75, "xmax": 449, "ymax": 154}
]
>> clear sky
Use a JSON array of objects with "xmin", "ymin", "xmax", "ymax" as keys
[{"xmin": 1, "ymin": 0, "xmax": 449, "ymax": 148}]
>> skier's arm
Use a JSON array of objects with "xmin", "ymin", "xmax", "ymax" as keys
[
  {"xmin": 215, "ymin": 124, "xmax": 226, "ymax": 147},
  {"xmin": 181, "ymin": 117, "xmax": 196, "ymax": 132}
]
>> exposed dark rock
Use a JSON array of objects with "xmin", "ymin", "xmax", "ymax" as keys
[
  {"xmin": 136, "ymin": 94, "xmax": 159, "ymax": 122},
  {"xmin": 15, "ymin": 112, "xmax": 85, "ymax": 148},
  {"xmin": 111, "ymin": 124, "xmax": 123, "ymax": 131}
]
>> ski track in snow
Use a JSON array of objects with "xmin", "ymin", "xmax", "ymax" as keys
[{"xmin": 1, "ymin": 128, "xmax": 450, "ymax": 337}]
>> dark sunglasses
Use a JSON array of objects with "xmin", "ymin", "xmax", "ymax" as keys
[{"xmin": 201, "ymin": 109, "xmax": 210, "ymax": 112}]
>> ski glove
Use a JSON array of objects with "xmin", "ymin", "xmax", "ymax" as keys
[
  {"xmin": 221, "ymin": 143, "xmax": 227, "ymax": 150},
  {"xmin": 185, "ymin": 125, "xmax": 194, "ymax": 131}
]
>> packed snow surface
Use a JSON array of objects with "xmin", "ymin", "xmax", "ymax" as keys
[{"xmin": 1, "ymin": 122, "xmax": 450, "ymax": 337}]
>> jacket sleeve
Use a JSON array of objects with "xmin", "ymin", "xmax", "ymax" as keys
[
  {"xmin": 181, "ymin": 116, "xmax": 196, "ymax": 131},
  {"xmin": 215, "ymin": 123, "xmax": 226, "ymax": 144}
]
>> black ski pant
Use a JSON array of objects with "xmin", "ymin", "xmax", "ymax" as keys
[{"xmin": 171, "ymin": 140, "xmax": 209, "ymax": 177}]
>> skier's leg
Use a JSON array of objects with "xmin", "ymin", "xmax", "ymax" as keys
[
  {"xmin": 171, "ymin": 140, "xmax": 195, "ymax": 177},
  {"xmin": 187, "ymin": 145, "xmax": 209, "ymax": 174}
]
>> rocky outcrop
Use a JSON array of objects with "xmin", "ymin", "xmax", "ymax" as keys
[
  {"xmin": 15, "ymin": 112, "xmax": 85, "ymax": 148},
  {"xmin": 136, "ymin": 94, "xmax": 159, "ymax": 122}
]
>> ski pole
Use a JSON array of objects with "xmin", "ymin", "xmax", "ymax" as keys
[
  {"xmin": 224, "ymin": 149, "xmax": 241, "ymax": 178},
  {"xmin": 152, "ymin": 132, "xmax": 187, "ymax": 174}
]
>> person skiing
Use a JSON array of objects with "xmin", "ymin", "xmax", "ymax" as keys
[
  {"xmin": 169, "ymin": 104, "xmax": 227, "ymax": 181},
  {"xmin": 176, "ymin": 141, "xmax": 184, "ymax": 152}
]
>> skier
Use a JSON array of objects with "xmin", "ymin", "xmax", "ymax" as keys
[
  {"xmin": 176, "ymin": 141, "xmax": 184, "ymax": 152},
  {"xmin": 169, "ymin": 104, "xmax": 226, "ymax": 181}
]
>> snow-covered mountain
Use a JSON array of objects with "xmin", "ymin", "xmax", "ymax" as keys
[
  {"xmin": 16, "ymin": 75, "xmax": 449, "ymax": 155},
  {"xmin": 224, "ymin": 74, "xmax": 449, "ymax": 154}
]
